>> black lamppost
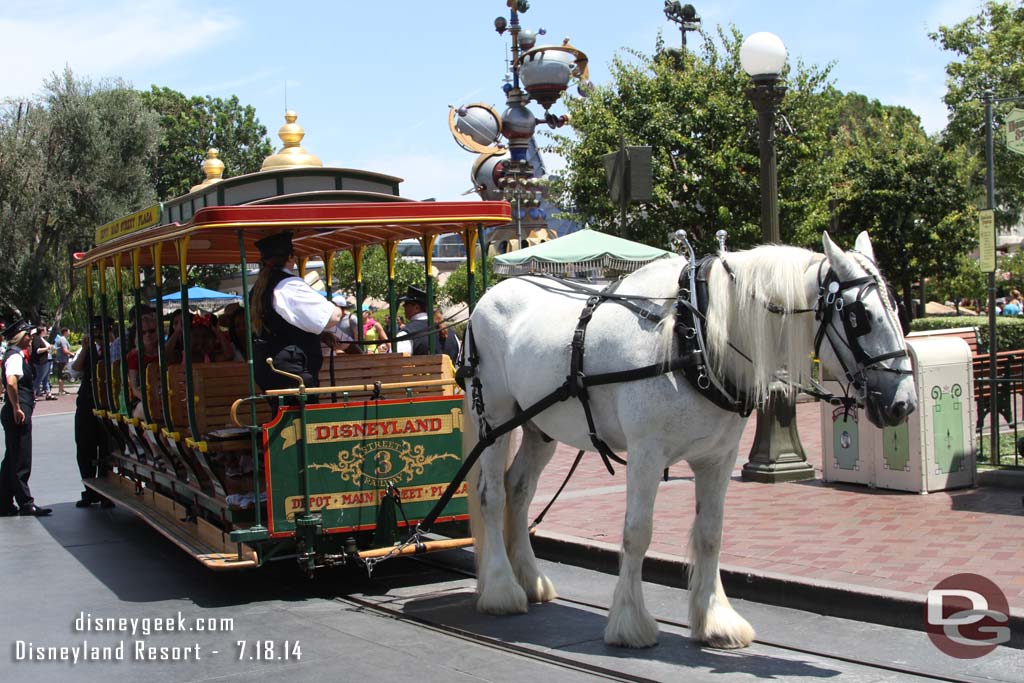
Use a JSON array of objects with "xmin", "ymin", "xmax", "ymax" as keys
[
  {"xmin": 663, "ymin": 2, "xmax": 701, "ymax": 51},
  {"xmin": 739, "ymin": 32, "xmax": 815, "ymax": 483}
]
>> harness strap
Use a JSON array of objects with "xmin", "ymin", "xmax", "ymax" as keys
[{"xmin": 570, "ymin": 294, "xmax": 628, "ymax": 475}]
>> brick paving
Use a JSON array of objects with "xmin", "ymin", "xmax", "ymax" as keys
[
  {"xmin": 30, "ymin": 383, "xmax": 80, "ymax": 417},
  {"xmin": 528, "ymin": 401, "xmax": 1024, "ymax": 615}
]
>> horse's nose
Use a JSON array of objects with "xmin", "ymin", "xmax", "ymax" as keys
[{"xmin": 886, "ymin": 400, "xmax": 913, "ymax": 424}]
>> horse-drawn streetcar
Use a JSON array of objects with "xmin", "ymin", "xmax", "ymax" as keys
[
  {"xmin": 74, "ymin": 111, "xmax": 918, "ymax": 652},
  {"xmin": 74, "ymin": 133, "xmax": 510, "ymax": 574}
]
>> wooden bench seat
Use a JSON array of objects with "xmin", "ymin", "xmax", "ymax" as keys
[
  {"xmin": 316, "ymin": 352, "xmax": 459, "ymax": 399},
  {"xmin": 908, "ymin": 326, "xmax": 1021, "ymax": 428},
  {"xmin": 95, "ymin": 360, "xmax": 110, "ymax": 411},
  {"xmin": 165, "ymin": 362, "xmax": 272, "ymax": 436},
  {"xmin": 153, "ymin": 354, "xmax": 456, "ymax": 438},
  {"xmin": 973, "ymin": 350, "xmax": 1024, "ymax": 428},
  {"xmin": 111, "ymin": 359, "xmax": 123, "ymax": 410},
  {"xmin": 907, "ymin": 326, "xmax": 981, "ymax": 355}
]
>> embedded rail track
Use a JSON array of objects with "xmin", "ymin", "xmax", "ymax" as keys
[{"xmin": 328, "ymin": 554, "xmax": 987, "ymax": 683}]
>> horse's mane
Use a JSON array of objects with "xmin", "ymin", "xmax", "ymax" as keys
[{"xmin": 701, "ymin": 245, "xmax": 822, "ymax": 404}]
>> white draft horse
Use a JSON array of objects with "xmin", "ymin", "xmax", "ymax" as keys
[{"xmin": 463, "ymin": 231, "xmax": 916, "ymax": 649}]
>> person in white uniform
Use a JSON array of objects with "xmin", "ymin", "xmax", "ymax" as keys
[{"xmin": 248, "ymin": 232, "xmax": 355, "ymax": 402}]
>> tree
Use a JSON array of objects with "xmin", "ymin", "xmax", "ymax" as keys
[
  {"xmin": 929, "ymin": 255, "xmax": 988, "ymax": 311},
  {"xmin": 0, "ymin": 69, "xmax": 161, "ymax": 326},
  {"xmin": 828, "ymin": 96, "xmax": 978, "ymax": 310},
  {"xmin": 438, "ymin": 256, "xmax": 501, "ymax": 307},
  {"xmin": 138, "ymin": 86, "xmax": 274, "ymax": 290},
  {"xmin": 331, "ymin": 246, "xmax": 426, "ymax": 302},
  {"xmin": 930, "ymin": 1, "xmax": 1024, "ymax": 227},
  {"xmin": 548, "ymin": 27, "xmax": 839, "ymax": 254},
  {"xmin": 139, "ymin": 86, "xmax": 273, "ymax": 199}
]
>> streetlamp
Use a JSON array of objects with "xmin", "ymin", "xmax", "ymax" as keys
[
  {"xmin": 449, "ymin": 1, "xmax": 588, "ymax": 252},
  {"xmin": 663, "ymin": 2, "xmax": 701, "ymax": 52},
  {"xmin": 739, "ymin": 31, "xmax": 815, "ymax": 483}
]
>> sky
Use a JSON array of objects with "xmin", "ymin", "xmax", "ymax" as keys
[{"xmin": 0, "ymin": 0, "xmax": 987, "ymax": 203}]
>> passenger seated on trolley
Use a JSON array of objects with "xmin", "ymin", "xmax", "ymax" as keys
[
  {"xmin": 248, "ymin": 231, "xmax": 352, "ymax": 402},
  {"xmin": 224, "ymin": 305, "xmax": 249, "ymax": 360},
  {"xmin": 126, "ymin": 314, "xmax": 160, "ymax": 420},
  {"xmin": 183, "ymin": 313, "xmax": 235, "ymax": 363}
]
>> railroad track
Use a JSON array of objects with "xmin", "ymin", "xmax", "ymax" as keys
[{"xmin": 327, "ymin": 554, "xmax": 986, "ymax": 683}]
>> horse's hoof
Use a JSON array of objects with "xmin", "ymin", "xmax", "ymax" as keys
[
  {"xmin": 696, "ymin": 612, "xmax": 755, "ymax": 650},
  {"xmin": 604, "ymin": 611, "xmax": 659, "ymax": 648},
  {"xmin": 521, "ymin": 575, "xmax": 558, "ymax": 604},
  {"xmin": 476, "ymin": 583, "xmax": 529, "ymax": 615}
]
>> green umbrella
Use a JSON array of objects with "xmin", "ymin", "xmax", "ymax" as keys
[{"xmin": 493, "ymin": 229, "xmax": 672, "ymax": 276}]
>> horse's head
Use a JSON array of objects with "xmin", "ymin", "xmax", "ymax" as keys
[{"xmin": 817, "ymin": 231, "xmax": 917, "ymax": 428}]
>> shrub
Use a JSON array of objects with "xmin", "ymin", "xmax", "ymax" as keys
[{"xmin": 909, "ymin": 315, "xmax": 1024, "ymax": 352}]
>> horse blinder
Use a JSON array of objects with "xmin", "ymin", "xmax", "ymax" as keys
[{"xmin": 842, "ymin": 300, "xmax": 871, "ymax": 340}]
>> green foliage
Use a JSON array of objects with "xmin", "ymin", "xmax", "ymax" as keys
[
  {"xmin": 827, "ymin": 94, "xmax": 977, "ymax": 301},
  {"xmin": 438, "ymin": 256, "xmax": 501, "ymax": 307},
  {"xmin": 930, "ymin": 1, "xmax": 1024, "ymax": 227},
  {"xmin": 0, "ymin": 69, "xmax": 161, "ymax": 325},
  {"xmin": 331, "ymin": 246, "xmax": 426, "ymax": 302},
  {"xmin": 548, "ymin": 26, "xmax": 838, "ymax": 255},
  {"xmin": 909, "ymin": 315, "xmax": 1024, "ymax": 352},
  {"xmin": 548, "ymin": 24, "xmax": 977, "ymax": 307},
  {"xmin": 139, "ymin": 86, "xmax": 273, "ymax": 200},
  {"xmin": 997, "ymin": 249, "xmax": 1024, "ymax": 294},
  {"xmin": 928, "ymin": 255, "xmax": 988, "ymax": 305}
]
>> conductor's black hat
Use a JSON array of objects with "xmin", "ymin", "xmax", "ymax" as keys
[
  {"xmin": 2, "ymin": 319, "xmax": 34, "ymax": 344},
  {"xmin": 397, "ymin": 285, "xmax": 428, "ymax": 307},
  {"xmin": 254, "ymin": 231, "xmax": 294, "ymax": 260}
]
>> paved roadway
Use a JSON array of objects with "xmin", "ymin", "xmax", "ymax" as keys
[{"xmin": 1, "ymin": 411, "xmax": 1022, "ymax": 682}]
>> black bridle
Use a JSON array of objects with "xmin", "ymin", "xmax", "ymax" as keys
[{"xmin": 810, "ymin": 252, "xmax": 913, "ymax": 403}]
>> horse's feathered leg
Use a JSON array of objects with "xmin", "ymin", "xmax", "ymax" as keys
[
  {"xmin": 504, "ymin": 421, "xmax": 558, "ymax": 603},
  {"xmin": 605, "ymin": 449, "xmax": 663, "ymax": 648},
  {"xmin": 466, "ymin": 397, "xmax": 527, "ymax": 615},
  {"xmin": 688, "ymin": 454, "xmax": 755, "ymax": 649}
]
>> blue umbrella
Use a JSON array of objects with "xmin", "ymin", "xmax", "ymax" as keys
[{"xmin": 151, "ymin": 287, "xmax": 241, "ymax": 311}]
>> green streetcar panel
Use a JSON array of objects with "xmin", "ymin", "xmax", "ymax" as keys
[{"xmin": 264, "ymin": 397, "xmax": 468, "ymax": 537}]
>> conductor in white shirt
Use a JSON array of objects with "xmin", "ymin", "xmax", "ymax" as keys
[{"xmin": 248, "ymin": 232, "xmax": 352, "ymax": 402}]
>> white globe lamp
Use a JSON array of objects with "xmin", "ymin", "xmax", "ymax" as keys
[{"xmin": 740, "ymin": 32, "xmax": 787, "ymax": 82}]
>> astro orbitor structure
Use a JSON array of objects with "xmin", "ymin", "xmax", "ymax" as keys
[{"xmin": 448, "ymin": 0, "xmax": 589, "ymax": 251}]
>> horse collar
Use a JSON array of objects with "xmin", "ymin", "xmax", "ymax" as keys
[{"xmin": 674, "ymin": 255, "xmax": 753, "ymax": 416}]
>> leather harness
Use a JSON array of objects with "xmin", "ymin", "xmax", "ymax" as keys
[{"xmin": 427, "ymin": 248, "xmax": 911, "ymax": 536}]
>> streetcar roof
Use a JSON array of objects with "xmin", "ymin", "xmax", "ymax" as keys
[{"xmin": 75, "ymin": 201, "xmax": 512, "ymax": 268}]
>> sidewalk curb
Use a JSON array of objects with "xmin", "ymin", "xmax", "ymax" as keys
[{"xmin": 533, "ymin": 530, "xmax": 1024, "ymax": 649}]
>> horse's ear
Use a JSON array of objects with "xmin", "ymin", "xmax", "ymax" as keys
[
  {"xmin": 853, "ymin": 231, "xmax": 876, "ymax": 262},
  {"xmin": 822, "ymin": 231, "xmax": 857, "ymax": 278}
]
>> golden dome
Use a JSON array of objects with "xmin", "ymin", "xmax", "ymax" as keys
[
  {"xmin": 261, "ymin": 110, "xmax": 323, "ymax": 170},
  {"xmin": 190, "ymin": 148, "xmax": 225, "ymax": 192}
]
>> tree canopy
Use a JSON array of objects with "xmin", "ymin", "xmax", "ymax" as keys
[
  {"xmin": 0, "ymin": 75, "xmax": 275, "ymax": 328},
  {"xmin": 931, "ymin": 0, "xmax": 1024, "ymax": 227},
  {"xmin": 139, "ymin": 86, "xmax": 273, "ymax": 199},
  {"xmin": 549, "ymin": 27, "xmax": 838, "ymax": 255},
  {"xmin": 0, "ymin": 69, "xmax": 161, "ymax": 325},
  {"xmin": 828, "ymin": 94, "xmax": 978, "ymax": 302},
  {"xmin": 549, "ymin": 25, "xmax": 977, "ymax": 307}
]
